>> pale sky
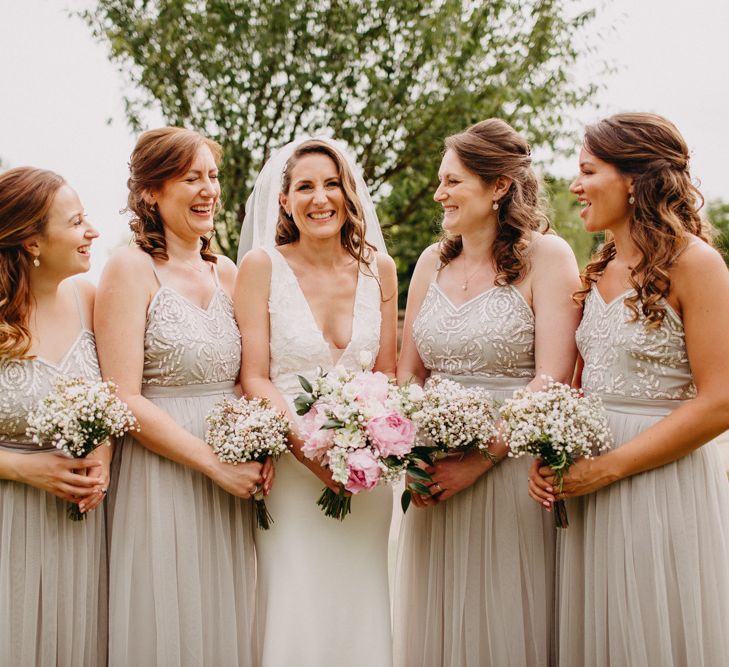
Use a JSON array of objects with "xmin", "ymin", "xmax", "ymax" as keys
[{"xmin": 1, "ymin": 0, "xmax": 728, "ymax": 282}]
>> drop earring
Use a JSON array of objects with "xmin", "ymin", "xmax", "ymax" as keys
[
  {"xmin": 492, "ymin": 200, "xmax": 499, "ymax": 211},
  {"xmin": 33, "ymin": 257, "xmax": 40, "ymax": 268},
  {"xmin": 628, "ymin": 195, "xmax": 635, "ymax": 205}
]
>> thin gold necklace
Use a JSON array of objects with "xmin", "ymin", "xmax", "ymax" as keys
[{"xmin": 461, "ymin": 256, "xmax": 486, "ymax": 291}]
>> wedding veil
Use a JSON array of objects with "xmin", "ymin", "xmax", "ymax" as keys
[{"xmin": 236, "ymin": 135, "xmax": 387, "ymax": 264}]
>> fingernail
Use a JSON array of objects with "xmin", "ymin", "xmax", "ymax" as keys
[
  {"xmin": 542, "ymin": 501, "xmax": 549, "ymax": 507},
  {"xmin": 546, "ymin": 487, "xmax": 553, "ymax": 493}
]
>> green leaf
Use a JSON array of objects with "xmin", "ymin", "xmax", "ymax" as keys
[
  {"xmin": 401, "ymin": 490, "xmax": 412, "ymax": 513},
  {"xmin": 406, "ymin": 466, "xmax": 432, "ymax": 482},
  {"xmin": 408, "ymin": 481, "xmax": 432, "ymax": 496},
  {"xmin": 322, "ymin": 419, "xmax": 345, "ymax": 430},
  {"xmin": 293, "ymin": 394, "xmax": 314, "ymax": 415},
  {"xmin": 297, "ymin": 375, "xmax": 313, "ymax": 394}
]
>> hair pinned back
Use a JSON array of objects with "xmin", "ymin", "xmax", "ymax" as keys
[
  {"xmin": 126, "ymin": 127, "xmax": 222, "ymax": 263},
  {"xmin": 0, "ymin": 167, "xmax": 65, "ymax": 360},
  {"xmin": 573, "ymin": 112, "xmax": 711, "ymax": 328},
  {"xmin": 439, "ymin": 118, "xmax": 550, "ymax": 284}
]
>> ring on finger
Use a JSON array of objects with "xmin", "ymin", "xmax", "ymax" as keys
[
  {"xmin": 432, "ymin": 482, "xmax": 443, "ymax": 493},
  {"xmin": 252, "ymin": 484, "xmax": 261, "ymax": 495}
]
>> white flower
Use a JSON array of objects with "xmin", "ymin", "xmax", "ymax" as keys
[{"xmin": 358, "ymin": 350, "xmax": 374, "ymax": 370}]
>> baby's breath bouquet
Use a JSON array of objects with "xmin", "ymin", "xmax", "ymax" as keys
[
  {"xmin": 499, "ymin": 377, "xmax": 612, "ymax": 528},
  {"xmin": 26, "ymin": 376, "xmax": 138, "ymax": 520},
  {"xmin": 205, "ymin": 396, "xmax": 289, "ymax": 529},
  {"xmin": 403, "ymin": 376, "xmax": 500, "ymax": 511}
]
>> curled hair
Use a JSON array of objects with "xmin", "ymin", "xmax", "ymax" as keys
[
  {"xmin": 574, "ymin": 113, "xmax": 710, "ymax": 328},
  {"xmin": 277, "ymin": 140, "xmax": 377, "ymax": 273},
  {"xmin": 126, "ymin": 127, "xmax": 222, "ymax": 262},
  {"xmin": 439, "ymin": 118, "xmax": 550, "ymax": 284},
  {"xmin": 0, "ymin": 167, "xmax": 65, "ymax": 360}
]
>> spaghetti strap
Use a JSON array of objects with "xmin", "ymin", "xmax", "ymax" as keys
[
  {"xmin": 71, "ymin": 280, "xmax": 86, "ymax": 329},
  {"xmin": 148, "ymin": 255, "xmax": 163, "ymax": 287},
  {"xmin": 210, "ymin": 261, "xmax": 220, "ymax": 287}
]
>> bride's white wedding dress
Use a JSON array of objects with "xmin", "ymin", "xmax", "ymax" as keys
[{"xmin": 255, "ymin": 246, "xmax": 393, "ymax": 667}]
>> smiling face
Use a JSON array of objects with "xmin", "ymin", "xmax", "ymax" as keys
[
  {"xmin": 35, "ymin": 184, "xmax": 99, "ymax": 277},
  {"xmin": 434, "ymin": 149, "xmax": 497, "ymax": 235},
  {"xmin": 570, "ymin": 147, "xmax": 633, "ymax": 234},
  {"xmin": 153, "ymin": 144, "xmax": 220, "ymax": 240},
  {"xmin": 279, "ymin": 153, "xmax": 346, "ymax": 242}
]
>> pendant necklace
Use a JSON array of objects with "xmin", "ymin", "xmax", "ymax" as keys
[{"xmin": 461, "ymin": 257, "xmax": 485, "ymax": 291}]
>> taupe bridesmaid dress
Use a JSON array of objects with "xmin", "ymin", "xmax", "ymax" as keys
[
  {"xmin": 0, "ymin": 284, "xmax": 107, "ymax": 666},
  {"xmin": 558, "ymin": 286, "xmax": 729, "ymax": 666},
  {"xmin": 108, "ymin": 260, "xmax": 256, "ymax": 666},
  {"xmin": 394, "ymin": 276, "xmax": 555, "ymax": 666}
]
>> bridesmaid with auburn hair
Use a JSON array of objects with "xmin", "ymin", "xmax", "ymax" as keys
[
  {"xmin": 530, "ymin": 113, "xmax": 729, "ymax": 665},
  {"xmin": 0, "ymin": 167, "xmax": 107, "ymax": 665},
  {"xmin": 394, "ymin": 118, "xmax": 581, "ymax": 666},
  {"xmin": 96, "ymin": 127, "xmax": 268, "ymax": 666}
]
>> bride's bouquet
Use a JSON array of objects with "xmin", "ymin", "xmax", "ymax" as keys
[
  {"xmin": 205, "ymin": 396, "xmax": 289, "ymax": 529},
  {"xmin": 26, "ymin": 376, "xmax": 138, "ymax": 520},
  {"xmin": 402, "ymin": 376, "xmax": 500, "ymax": 511},
  {"xmin": 499, "ymin": 377, "xmax": 612, "ymax": 528},
  {"xmin": 295, "ymin": 352, "xmax": 423, "ymax": 520}
]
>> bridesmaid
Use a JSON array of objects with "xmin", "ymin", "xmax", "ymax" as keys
[
  {"xmin": 530, "ymin": 113, "xmax": 729, "ymax": 665},
  {"xmin": 394, "ymin": 119, "xmax": 581, "ymax": 666},
  {"xmin": 0, "ymin": 167, "xmax": 107, "ymax": 665},
  {"xmin": 95, "ymin": 127, "xmax": 267, "ymax": 666}
]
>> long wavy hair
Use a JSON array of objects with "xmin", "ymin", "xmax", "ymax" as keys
[
  {"xmin": 439, "ymin": 118, "xmax": 550, "ymax": 284},
  {"xmin": 0, "ymin": 167, "xmax": 65, "ymax": 360},
  {"xmin": 277, "ymin": 140, "xmax": 376, "ymax": 271},
  {"xmin": 127, "ymin": 127, "xmax": 222, "ymax": 262},
  {"xmin": 573, "ymin": 113, "xmax": 711, "ymax": 328}
]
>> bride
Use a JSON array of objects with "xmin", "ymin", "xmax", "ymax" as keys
[{"xmin": 234, "ymin": 137, "xmax": 398, "ymax": 666}]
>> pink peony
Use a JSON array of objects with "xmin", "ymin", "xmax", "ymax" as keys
[
  {"xmin": 299, "ymin": 406, "xmax": 334, "ymax": 462},
  {"xmin": 365, "ymin": 412, "xmax": 416, "ymax": 457},
  {"xmin": 344, "ymin": 449, "xmax": 381, "ymax": 493},
  {"xmin": 348, "ymin": 371, "xmax": 391, "ymax": 404}
]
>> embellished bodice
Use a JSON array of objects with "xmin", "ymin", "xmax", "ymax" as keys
[
  {"xmin": 413, "ymin": 281, "xmax": 535, "ymax": 379},
  {"xmin": 143, "ymin": 286, "xmax": 241, "ymax": 386},
  {"xmin": 577, "ymin": 288, "xmax": 696, "ymax": 400},
  {"xmin": 0, "ymin": 331, "xmax": 100, "ymax": 447},
  {"xmin": 265, "ymin": 246, "xmax": 381, "ymax": 400}
]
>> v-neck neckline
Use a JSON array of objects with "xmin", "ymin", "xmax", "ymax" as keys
[
  {"xmin": 432, "ymin": 281, "xmax": 533, "ymax": 315},
  {"xmin": 33, "ymin": 329, "xmax": 89, "ymax": 369},
  {"xmin": 273, "ymin": 247, "xmax": 361, "ymax": 365}
]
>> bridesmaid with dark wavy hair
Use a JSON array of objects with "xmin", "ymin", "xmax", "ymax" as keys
[
  {"xmin": 0, "ymin": 167, "xmax": 106, "ymax": 666},
  {"xmin": 96, "ymin": 127, "xmax": 268, "ymax": 666},
  {"xmin": 530, "ymin": 113, "xmax": 729, "ymax": 666}
]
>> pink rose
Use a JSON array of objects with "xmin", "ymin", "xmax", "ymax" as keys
[
  {"xmin": 344, "ymin": 449, "xmax": 381, "ymax": 493},
  {"xmin": 348, "ymin": 371, "xmax": 391, "ymax": 404},
  {"xmin": 365, "ymin": 412, "xmax": 416, "ymax": 457},
  {"xmin": 299, "ymin": 406, "xmax": 334, "ymax": 462}
]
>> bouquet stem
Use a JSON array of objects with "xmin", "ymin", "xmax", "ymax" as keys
[
  {"xmin": 67, "ymin": 502, "xmax": 85, "ymax": 521},
  {"xmin": 317, "ymin": 486, "xmax": 352, "ymax": 521},
  {"xmin": 253, "ymin": 490, "xmax": 273, "ymax": 530},
  {"xmin": 554, "ymin": 499, "xmax": 569, "ymax": 529}
]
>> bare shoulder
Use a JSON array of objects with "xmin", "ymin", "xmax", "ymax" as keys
[
  {"xmin": 103, "ymin": 245, "xmax": 154, "ymax": 280},
  {"xmin": 214, "ymin": 254, "xmax": 238, "ymax": 291},
  {"xmin": 672, "ymin": 237, "xmax": 729, "ymax": 286},
  {"xmin": 529, "ymin": 232, "xmax": 577, "ymax": 264},
  {"xmin": 238, "ymin": 247, "xmax": 273, "ymax": 272},
  {"xmin": 375, "ymin": 251, "xmax": 397, "ymax": 278},
  {"xmin": 71, "ymin": 277, "xmax": 96, "ymax": 303}
]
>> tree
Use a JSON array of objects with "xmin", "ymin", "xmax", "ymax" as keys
[
  {"xmin": 83, "ymin": 0, "xmax": 596, "ymax": 299},
  {"xmin": 707, "ymin": 199, "xmax": 729, "ymax": 262}
]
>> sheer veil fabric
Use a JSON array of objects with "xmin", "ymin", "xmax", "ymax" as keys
[{"xmin": 236, "ymin": 134, "xmax": 386, "ymax": 263}]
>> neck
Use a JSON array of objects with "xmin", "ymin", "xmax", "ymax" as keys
[
  {"xmin": 459, "ymin": 222, "xmax": 497, "ymax": 265},
  {"xmin": 609, "ymin": 219, "xmax": 642, "ymax": 267},
  {"xmin": 28, "ymin": 269, "xmax": 64, "ymax": 305},
  {"xmin": 164, "ymin": 230, "xmax": 206, "ymax": 263}
]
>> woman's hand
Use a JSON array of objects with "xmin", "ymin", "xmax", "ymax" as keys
[
  {"xmin": 10, "ymin": 451, "xmax": 104, "ymax": 502},
  {"xmin": 426, "ymin": 450, "xmax": 493, "ymax": 503},
  {"xmin": 261, "ymin": 456, "xmax": 275, "ymax": 495},
  {"xmin": 206, "ymin": 455, "xmax": 264, "ymax": 499},
  {"xmin": 527, "ymin": 458, "xmax": 555, "ymax": 510},
  {"xmin": 300, "ymin": 455, "xmax": 350, "ymax": 495},
  {"xmin": 537, "ymin": 455, "xmax": 619, "ymax": 500},
  {"xmin": 77, "ymin": 444, "xmax": 112, "ymax": 515}
]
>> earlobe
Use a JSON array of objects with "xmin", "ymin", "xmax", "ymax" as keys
[
  {"xmin": 278, "ymin": 192, "xmax": 290, "ymax": 217},
  {"xmin": 142, "ymin": 189, "xmax": 157, "ymax": 207}
]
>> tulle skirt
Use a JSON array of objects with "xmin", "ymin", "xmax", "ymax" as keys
[
  {"xmin": 557, "ymin": 396, "xmax": 729, "ymax": 666},
  {"xmin": 393, "ymin": 376, "xmax": 556, "ymax": 667},
  {"xmin": 0, "ymin": 448, "xmax": 107, "ymax": 666},
  {"xmin": 108, "ymin": 382, "xmax": 257, "ymax": 667}
]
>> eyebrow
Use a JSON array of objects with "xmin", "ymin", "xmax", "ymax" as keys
[
  {"xmin": 579, "ymin": 160, "xmax": 595, "ymax": 168},
  {"xmin": 293, "ymin": 176, "xmax": 339, "ymax": 185}
]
